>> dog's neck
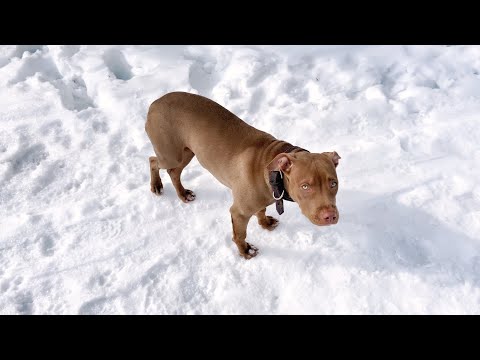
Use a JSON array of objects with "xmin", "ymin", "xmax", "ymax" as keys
[{"xmin": 263, "ymin": 141, "xmax": 309, "ymax": 215}]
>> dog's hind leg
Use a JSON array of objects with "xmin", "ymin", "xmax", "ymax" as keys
[
  {"xmin": 149, "ymin": 156, "xmax": 163, "ymax": 195},
  {"xmin": 167, "ymin": 148, "xmax": 196, "ymax": 203}
]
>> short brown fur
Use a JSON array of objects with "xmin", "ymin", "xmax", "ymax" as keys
[{"xmin": 145, "ymin": 92, "xmax": 341, "ymax": 259}]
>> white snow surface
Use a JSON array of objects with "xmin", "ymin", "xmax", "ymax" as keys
[{"xmin": 1, "ymin": 45, "xmax": 480, "ymax": 314}]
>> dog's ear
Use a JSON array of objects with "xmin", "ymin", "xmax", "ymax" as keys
[
  {"xmin": 266, "ymin": 153, "xmax": 294, "ymax": 173},
  {"xmin": 325, "ymin": 151, "xmax": 341, "ymax": 168}
]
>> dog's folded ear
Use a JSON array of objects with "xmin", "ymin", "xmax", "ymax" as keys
[
  {"xmin": 266, "ymin": 153, "xmax": 295, "ymax": 173},
  {"xmin": 325, "ymin": 151, "xmax": 341, "ymax": 168}
]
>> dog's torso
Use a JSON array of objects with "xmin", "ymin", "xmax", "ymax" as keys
[{"xmin": 146, "ymin": 92, "xmax": 291, "ymax": 201}]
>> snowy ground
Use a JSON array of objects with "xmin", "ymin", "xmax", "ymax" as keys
[{"xmin": 1, "ymin": 45, "xmax": 480, "ymax": 314}]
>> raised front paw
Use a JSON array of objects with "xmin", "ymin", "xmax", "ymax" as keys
[{"xmin": 259, "ymin": 216, "xmax": 279, "ymax": 231}]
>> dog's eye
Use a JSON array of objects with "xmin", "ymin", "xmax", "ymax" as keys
[
  {"xmin": 301, "ymin": 184, "xmax": 309, "ymax": 190},
  {"xmin": 331, "ymin": 181, "xmax": 337, "ymax": 188}
]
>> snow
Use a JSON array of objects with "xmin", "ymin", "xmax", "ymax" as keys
[{"xmin": 1, "ymin": 45, "xmax": 480, "ymax": 314}]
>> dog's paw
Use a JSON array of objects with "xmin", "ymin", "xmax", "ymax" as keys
[
  {"xmin": 150, "ymin": 183, "xmax": 163, "ymax": 196},
  {"xmin": 260, "ymin": 216, "xmax": 279, "ymax": 231},
  {"xmin": 181, "ymin": 189, "xmax": 196, "ymax": 203},
  {"xmin": 241, "ymin": 242, "xmax": 259, "ymax": 260}
]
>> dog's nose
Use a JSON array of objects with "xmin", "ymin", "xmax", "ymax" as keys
[{"xmin": 321, "ymin": 210, "xmax": 337, "ymax": 224}]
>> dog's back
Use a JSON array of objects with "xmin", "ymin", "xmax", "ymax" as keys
[{"xmin": 145, "ymin": 91, "xmax": 275, "ymax": 187}]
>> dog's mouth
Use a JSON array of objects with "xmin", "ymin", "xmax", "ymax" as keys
[{"xmin": 311, "ymin": 219, "xmax": 339, "ymax": 226}]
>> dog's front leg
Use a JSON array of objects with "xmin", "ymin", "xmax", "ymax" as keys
[{"xmin": 230, "ymin": 204, "xmax": 258, "ymax": 259}]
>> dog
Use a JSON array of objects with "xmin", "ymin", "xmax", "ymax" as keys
[{"xmin": 145, "ymin": 92, "xmax": 341, "ymax": 259}]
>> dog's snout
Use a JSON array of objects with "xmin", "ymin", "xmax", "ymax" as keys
[
  {"xmin": 322, "ymin": 211, "xmax": 336, "ymax": 223},
  {"xmin": 318, "ymin": 208, "xmax": 338, "ymax": 225}
]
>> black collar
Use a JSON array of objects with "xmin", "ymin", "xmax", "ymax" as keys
[
  {"xmin": 269, "ymin": 170, "xmax": 293, "ymax": 215},
  {"xmin": 268, "ymin": 144, "xmax": 309, "ymax": 215}
]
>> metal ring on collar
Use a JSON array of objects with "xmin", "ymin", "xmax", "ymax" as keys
[{"xmin": 273, "ymin": 190, "xmax": 284, "ymax": 200}]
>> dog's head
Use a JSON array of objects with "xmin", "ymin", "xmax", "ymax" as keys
[{"xmin": 267, "ymin": 151, "xmax": 341, "ymax": 226}]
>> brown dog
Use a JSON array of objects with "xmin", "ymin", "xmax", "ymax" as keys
[{"xmin": 145, "ymin": 92, "xmax": 341, "ymax": 259}]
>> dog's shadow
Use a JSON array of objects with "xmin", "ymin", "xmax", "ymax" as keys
[{"xmin": 267, "ymin": 188, "xmax": 480, "ymax": 287}]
